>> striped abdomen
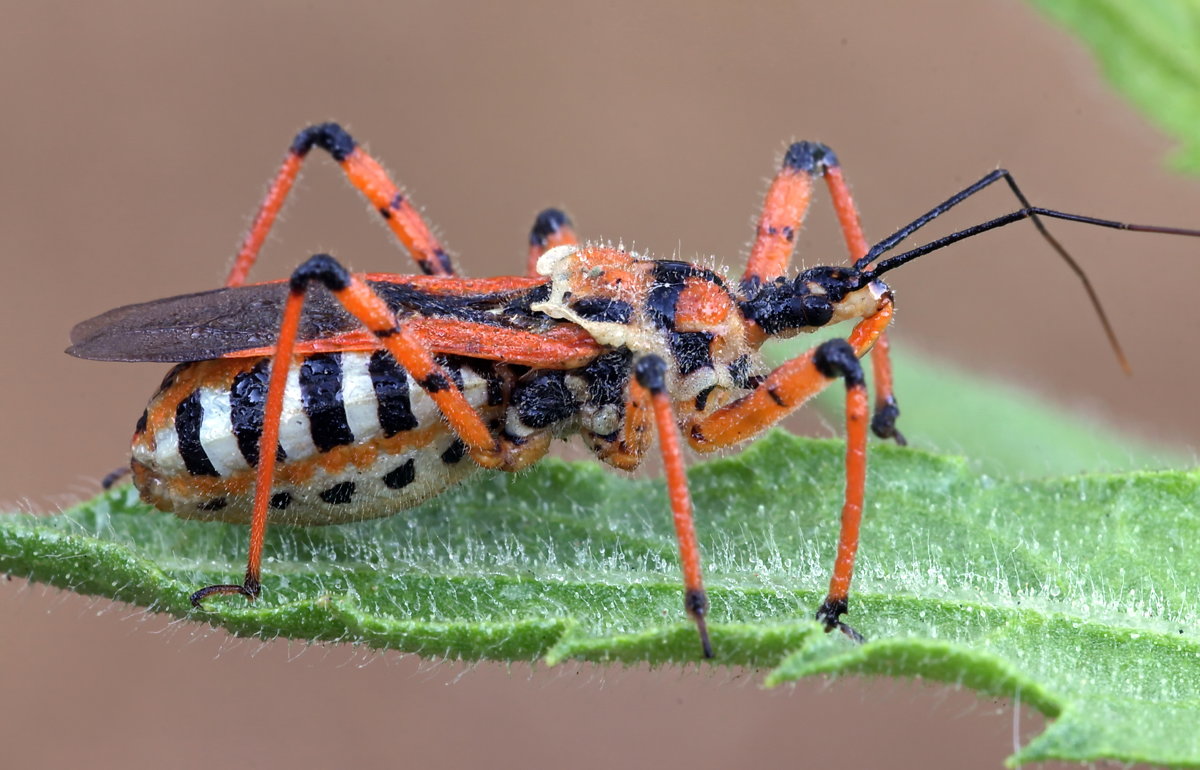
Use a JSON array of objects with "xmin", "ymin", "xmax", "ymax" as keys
[{"xmin": 131, "ymin": 351, "xmax": 504, "ymax": 525}]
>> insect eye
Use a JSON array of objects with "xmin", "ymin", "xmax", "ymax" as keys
[{"xmin": 787, "ymin": 294, "xmax": 833, "ymax": 328}]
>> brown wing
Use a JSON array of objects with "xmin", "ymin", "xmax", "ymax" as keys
[{"xmin": 67, "ymin": 279, "xmax": 556, "ymax": 363}]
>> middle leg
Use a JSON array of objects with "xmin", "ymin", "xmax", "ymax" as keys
[
  {"xmin": 743, "ymin": 141, "xmax": 905, "ymax": 442},
  {"xmin": 632, "ymin": 354, "xmax": 712, "ymax": 658}
]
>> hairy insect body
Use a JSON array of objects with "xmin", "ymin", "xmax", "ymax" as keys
[
  {"xmin": 129, "ymin": 244, "xmax": 777, "ymax": 524},
  {"xmin": 78, "ymin": 123, "xmax": 1180, "ymax": 652},
  {"xmin": 532, "ymin": 245, "xmax": 764, "ymax": 439},
  {"xmin": 131, "ymin": 351, "xmax": 500, "ymax": 525}
]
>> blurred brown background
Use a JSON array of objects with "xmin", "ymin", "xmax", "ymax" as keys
[{"xmin": 2, "ymin": 2, "xmax": 1197, "ymax": 768}]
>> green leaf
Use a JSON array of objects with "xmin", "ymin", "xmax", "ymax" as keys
[
  {"xmin": 809, "ymin": 346, "xmax": 1191, "ymax": 478},
  {"xmin": 2, "ymin": 423, "xmax": 1199, "ymax": 766},
  {"xmin": 1028, "ymin": 0, "xmax": 1200, "ymax": 172}
]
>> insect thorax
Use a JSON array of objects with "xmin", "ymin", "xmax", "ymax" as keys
[{"xmin": 531, "ymin": 245, "xmax": 765, "ymax": 415}]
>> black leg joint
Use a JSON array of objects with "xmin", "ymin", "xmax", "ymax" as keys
[
  {"xmin": 530, "ymin": 208, "xmax": 573, "ymax": 247},
  {"xmin": 431, "ymin": 248, "xmax": 454, "ymax": 275},
  {"xmin": 685, "ymin": 589, "xmax": 713, "ymax": 659},
  {"xmin": 420, "ymin": 371, "xmax": 452, "ymax": 393},
  {"xmin": 290, "ymin": 122, "xmax": 358, "ymax": 162},
  {"xmin": 815, "ymin": 596, "xmax": 847, "ymax": 630},
  {"xmin": 633, "ymin": 354, "xmax": 668, "ymax": 394},
  {"xmin": 783, "ymin": 141, "xmax": 839, "ymax": 175},
  {"xmin": 291, "ymin": 253, "xmax": 351, "ymax": 293},
  {"xmin": 242, "ymin": 572, "xmax": 262, "ymax": 599},
  {"xmin": 816, "ymin": 596, "xmax": 864, "ymax": 643},
  {"xmin": 871, "ymin": 397, "xmax": 907, "ymax": 445},
  {"xmin": 813, "ymin": 338, "xmax": 864, "ymax": 388}
]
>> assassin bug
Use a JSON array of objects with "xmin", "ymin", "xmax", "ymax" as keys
[{"xmin": 68, "ymin": 123, "xmax": 1200, "ymax": 658}]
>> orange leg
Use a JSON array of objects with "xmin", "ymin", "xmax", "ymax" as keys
[
  {"xmin": 526, "ymin": 208, "xmax": 578, "ymax": 277},
  {"xmin": 690, "ymin": 302, "xmax": 892, "ymax": 449},
  {"xmin": 742, "ymin": 142, "xmax": 867, "ymax": 282},
  {"xmin": 741, "ymin": 142, "xmax": 826, "ymax": 285},
  {"xmin": 867, "ymin": 330, "xmax": 905, "ymax": 444},
  {"xmin": 603, "ymin": 365, "xmax": 655, "ymax": 471},
  {"xmin": 226, "ymin": 123, "xmax": 456, "ymax": 287},
  {"xmin": 820, "ymin": 161, "xmax": 905, "ymax": 444},
  {"xmin": 688, "ymin": 308, "xmax": 893, "ymax": 642},
  {"xmin": 812, "ymin": 341, "xmax": 870, "ymax": 643},
  {"xmin": 190, "ymin": 253, "xmax": 503, "ymax": 606},
  {"xmin": 632, "ymin": 355, "xmax": 712, "ymax": 658},
  {"xmin": 741, "ymin": 143, "xmax": 905, "ymax": 443}
]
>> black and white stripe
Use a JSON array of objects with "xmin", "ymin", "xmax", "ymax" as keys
[
  {"xmin": 142, "ymin": 352, "xmax": 494, "ymax": 479},
  {"xmin": 174, "ymin": 391, "xmax": 219, "ymax": 477},
  {"xmin": 230, "ymin": 360, "xmax": 282, "ymax": 469},
  {"xmin": 133, "ymin": 352, "xmax": 502, "ymax": 525},
  {"xmin": 368, "ymin": 350, "xmax": 418, "ymax": 436},
  {"xmin": 300, "ymin": 353, "xmax": 355, "ymax": 452}
]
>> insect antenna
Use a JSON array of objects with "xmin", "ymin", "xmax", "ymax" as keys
[{"xmin": 855, "ymin": 169, "xmax": 1200, "ymax": 374}]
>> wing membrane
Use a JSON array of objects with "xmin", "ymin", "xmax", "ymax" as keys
[{"xmin": 67, "ymin": 278, "xmax": 556, "ymax": 363}]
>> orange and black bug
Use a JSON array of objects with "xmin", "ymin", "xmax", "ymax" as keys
[{"xmin": 67, "ymin": 123, "xmax": 1200, "ymax": 658}]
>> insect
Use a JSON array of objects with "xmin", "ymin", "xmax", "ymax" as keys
[{"xmin": 67, "ymin": 123, "xmax": 1200, "ymax": 658}]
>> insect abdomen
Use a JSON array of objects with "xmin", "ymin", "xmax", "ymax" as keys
[{"xmin": 131, "ymin": 351, "xmax": 502, "ymax": 525}]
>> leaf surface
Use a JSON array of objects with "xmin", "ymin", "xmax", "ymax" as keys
[
  {"xmin": 1030, "ymin": 0, "xmax": 1200, "ymax": 171},
  {"xmin": 3, "ymin": 426, "xmax": 1199, "ymax": 766}
]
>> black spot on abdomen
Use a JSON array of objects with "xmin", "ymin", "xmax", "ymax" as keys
[
  {"xmin": 383, "ymin": 459, "xmax": 416, "ymax": 489},
  {"xmin": 441, "ymin": 439, "xmax": 467, "ymax": 464},
  {"xmin": 319, "ymin": 481, "xmax": 356, "ymax": 505}
]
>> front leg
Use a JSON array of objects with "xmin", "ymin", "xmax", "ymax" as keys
[
  {"xmin": 688, "ymin": 307, "xmax": 893, "ymax": 642},
  {"xmin": 809, "ymin": 340, "xmax": 869, "ymax": 643},
  {"xmin": 690, "ymin": 302, "xmax": 891, "ymax": 449},
  {"xmin": 868, "ymin": 330, "xmax": 905, "ymax": 445}
]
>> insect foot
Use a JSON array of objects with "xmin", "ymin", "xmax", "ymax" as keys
[
  {"xmin": 816, "ymin": 597, "xmax": 865, "ymax": 644},
  {"xmin": 190, "ymin": 572, "xmax": 261, "ymax": 608}
]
